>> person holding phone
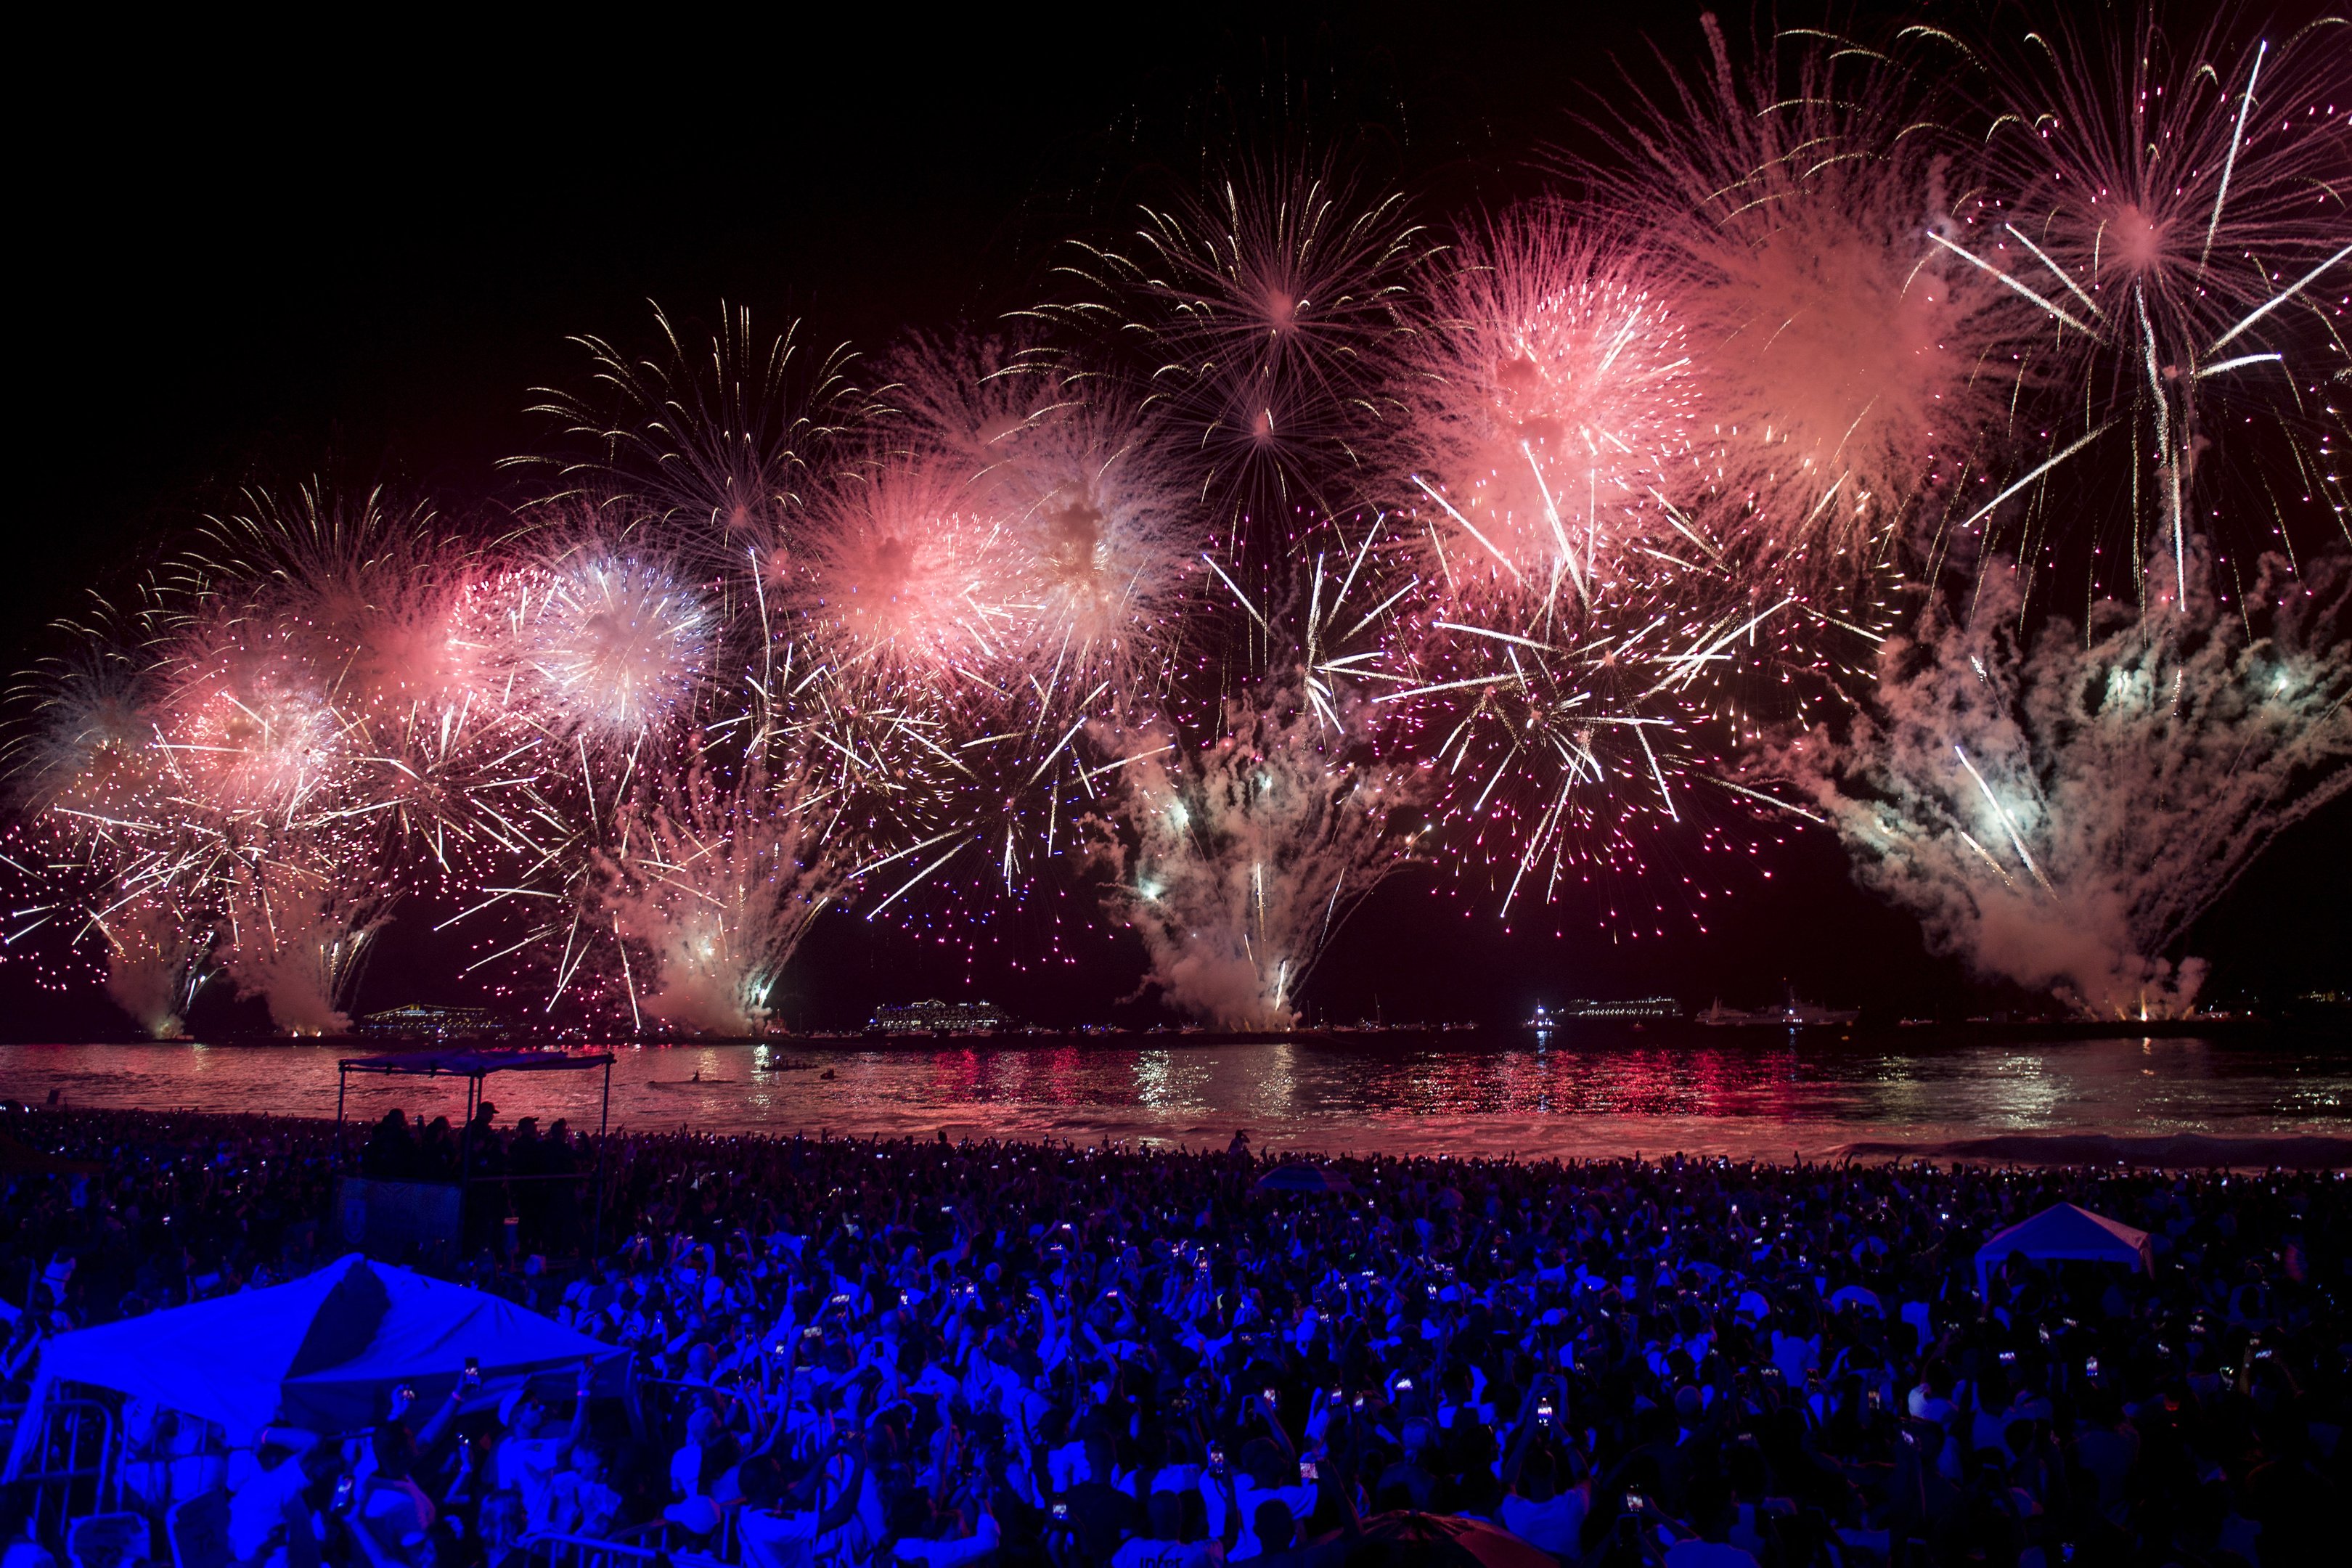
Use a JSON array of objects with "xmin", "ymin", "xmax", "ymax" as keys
[
  {"xmin": 491, "ymin": 1363, "xmax": 593, "ymax": 1536},
  {"xmin": 344, "ymin": 1421, "xmax": 441, "ymax": 1568},
  {"xmin": 1197, "ymin": 1397, "xmax": 1316, "ymax": 1556},
  {"xmin": 1499, "ymin": 1378, "xmax": 1585, "ymax": 1553},
  {"xmin": 226, "ymin": 1426, "xmax": 334, "ymax": 1567},
  {"xmin": 740, "ymin": 1438, "xmax": 868, "ymax": 1568}
]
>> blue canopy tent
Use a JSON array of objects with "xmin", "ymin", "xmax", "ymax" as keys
[
  {"xmin": 5, "ymin": 1254, "xmax": 625, "ymax": 1477},
  {"xmin": 1255, "ymin": 1162, "xmax": 1355, "ymax": 1195},
  {"xmin": 337, "ymin": 1048, "xmax": 616, "ymax": 1254},
  {"xmin": 1974, "ymin": 1203, "xmax": 2155, "ymax": 1294}
]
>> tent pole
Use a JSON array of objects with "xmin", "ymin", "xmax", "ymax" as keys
[
  {"xmin": 591, "ymin": 1059, "xmax": 611, "ymax": 1260},
  {"xmin": 458, "ymin": 1074, "xmax": 475, "ymax": 1258}
]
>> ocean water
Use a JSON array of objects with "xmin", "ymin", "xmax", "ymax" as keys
[{"xmin": 3, "ymin": 1032, "xmax": 2348, "ymax": 1162}]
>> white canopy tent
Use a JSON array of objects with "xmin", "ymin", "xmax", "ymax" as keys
[
  {"xmin": 5, "ymin": 1254, "xmax": 625, "ymax": 1478},
  {"xmin": 1974, "ymin": 1203, "xmax": 2155, "ymax": 1294}
]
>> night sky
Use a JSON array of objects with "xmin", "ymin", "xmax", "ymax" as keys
[{"xmin": 12, "ymin": 2, "xmax": 2343, "ymax": 1037}]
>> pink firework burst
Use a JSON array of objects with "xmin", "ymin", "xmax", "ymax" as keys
[
  {"xmin": 483, "ymin": 534, "xmax": 718, "ymax": 744},
  {"xmin": 1928, "ymin": 8, "xmax": 2350, "ymax": 600},
  {"xmin": 1405, "ymin": 208, "xmax": 1699, "ymax": 613},
  {"xmin": 154, "ymin": 616, "xmax": 350, "ymax": 820},
  {"xmin": 1056, "ymin": 152, "xmax": 1426, "ymax": 534},
  {"xmin": 1580, "ymin": 17, "xmax": 2023, "ymax": 572},
  {"xmin": 799, "ymin": 455, "xmax": 1021, "ymax": 679},
  {"xmin": 883, "ymin": 332, "xmax": 1194, "ymax": 700},
  {"xmin": 526, "ymin": 304, "xmax": 867, "ymax": 575}
]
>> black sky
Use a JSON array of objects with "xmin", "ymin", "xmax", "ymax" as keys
[{"xmin": 11, "ymin": 1, "xmax": 2343, "ymax": 1037}]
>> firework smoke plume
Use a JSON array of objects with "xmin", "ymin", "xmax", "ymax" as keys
[
  {"xmin": 593, "ymin": 744, "xmax": 851, "ymax": 1036},
  {"xmin": 1757, "ymin": 541, "xmax": 2352, "ymax": 1017},
  {"xmin": 1093, "ymin": 683, "xmax": 1426, "ymax": 1029}
]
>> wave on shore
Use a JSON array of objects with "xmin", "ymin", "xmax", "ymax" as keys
[{"xmin": 1833, "ymin": 1131, "xmax": 2352, "ymax": 1169}]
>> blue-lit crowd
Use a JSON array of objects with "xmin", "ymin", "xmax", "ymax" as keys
[{"xmin": 0, "ymin": 1105, "xmax": 2344, "ymax": 1568}]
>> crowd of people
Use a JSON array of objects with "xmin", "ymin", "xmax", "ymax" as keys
[{"xmin": 0, "ymin": 1100, "xmax": 2345, "ymax": 1568}]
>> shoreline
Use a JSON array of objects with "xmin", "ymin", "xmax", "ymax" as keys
[{"xmin": 10, "ymin": 1101, "xmax": 2348, "ymax": 1170}]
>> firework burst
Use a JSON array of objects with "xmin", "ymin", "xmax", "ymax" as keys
[
  {"xmin": 524, "ymin": 304, "xmax": 868, "ymax": 613},
  {"xmin": 1055, "ymin": 153, "xmax": 1426, "ymax": 536},
  {"xmin": 1403, "ymin": 209, "xmax": 1700, "ymax": 612},
  {"xmin": 1924, "ymin": 9, "xmax": 2351, "ymax": 602},
  {"xmin": 1582, "ymin": 17, "xmax": 2024, "ymax": 573},
  {"xmin": 180, "ymin": 488, "xmax": 557, "ymax": 874},
  {"xmin": 478, "ymin": 534, "xmax": 718, "ymax": 746},
  {"xmin": 7, "ymin": 600, "xmax": 169, "ymax": 821},
  {"xmin": 797, "ymin": 456, "xmax": 1025, "ymax": 679},
  {"xmin": 152, "ymin": 616, "xmax": 351, "ymax": 823},
  {"xmin": 883, "ymin": 333, "xmax": 1196, "ymax": 706}
]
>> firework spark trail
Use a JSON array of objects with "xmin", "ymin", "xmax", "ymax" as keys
[
  {"xmin": 1080, "ymin": 509, "xmax": 1435, "ymax": 1027},
  {"xmin": 27, "ymin": 595, "xmax": 369, "ymax": 1034},
  {"xmin": 454, "ymin": 618, "xmax": 963, "ymax": 1024},
  {"xmin": 521, "ymin": 305, "xmax": 869, "ymax": 631},
  {"xmin": 1754, "ymin": 537, "xmax": 2352, "ymax": 1018},
  {"xmin": 1, "ymin": 810, "xmax": 220, "ymax": 1040},
  {"xmin": 1927, "ymin": 9, "xmax": 2351, "ymax": 600},
  {"xmin": 93, "ymin": 889, "xmax": 219, "ymax": 1040},
  {"xmin": 216, "ymin": 851, "xmax": 396, "ymax": 1035},
  {"xmin": 1380, "ymin": 542, "xmax": 1850, "ymax": 923}
]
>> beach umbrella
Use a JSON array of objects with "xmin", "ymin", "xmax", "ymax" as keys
[{"xmin": 1347, "ymin": 1511, "xmax": 1559, "ymax": 1568}]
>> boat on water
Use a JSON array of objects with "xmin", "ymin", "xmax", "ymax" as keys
[
  {"xmin": 1527, "ymin": 998, "xmax": 1685, "ymax": 1027},
  {"xmin": 1697, "ymin": 988, "xmax": 1860, "ymax": 1029}
]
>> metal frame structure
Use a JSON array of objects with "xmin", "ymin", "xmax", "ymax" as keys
[
  {"xmin": 4, "ymin": 1397, "xmax": 121, "ymax": 1543},
  {"xmin": 334, "ymin": 1050, "xmax": 617, "ymax": 1256}
]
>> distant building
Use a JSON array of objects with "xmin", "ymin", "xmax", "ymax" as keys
[
  {"xmin": 870, "ymin": 999, "xmax": 1012, "ymax": 1034},
  {"xmin": 1530, "ymin": 997, "xmax": 1684, "ymax": 1026},
  {"xmin": 359, "ymin": 1003, "xmax": 506, "ymax": 1038}
]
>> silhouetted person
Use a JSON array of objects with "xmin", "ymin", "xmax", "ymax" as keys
[{"xmin": 361, "ymin": 1110, "xmax": 416, "ymax": 1180}]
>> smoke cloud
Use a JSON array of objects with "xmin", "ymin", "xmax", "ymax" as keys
[
  {"xmin": 1757, "ymin": 543, "xmax": 2352, "ymax": 1017},
  {"xmin": 1093, "ymin": 683, "xmax": 1426, "ymax": 1029}
]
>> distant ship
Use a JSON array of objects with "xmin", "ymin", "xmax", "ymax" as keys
[
  {"xmin": 358, "ymin": 1003, "xmax": 508, "ymax": 1039},
  {"xmin": 869, "ymin": 998, "xmax": 1013, "ymax": 1034},
  {"xmin": 1696, "ymin": 989, "xmax": 1860, "ymax": 1028},
  {"xmin": 1528, "ymin": 997, "xmax": 1685, "ymax": 1026}
]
